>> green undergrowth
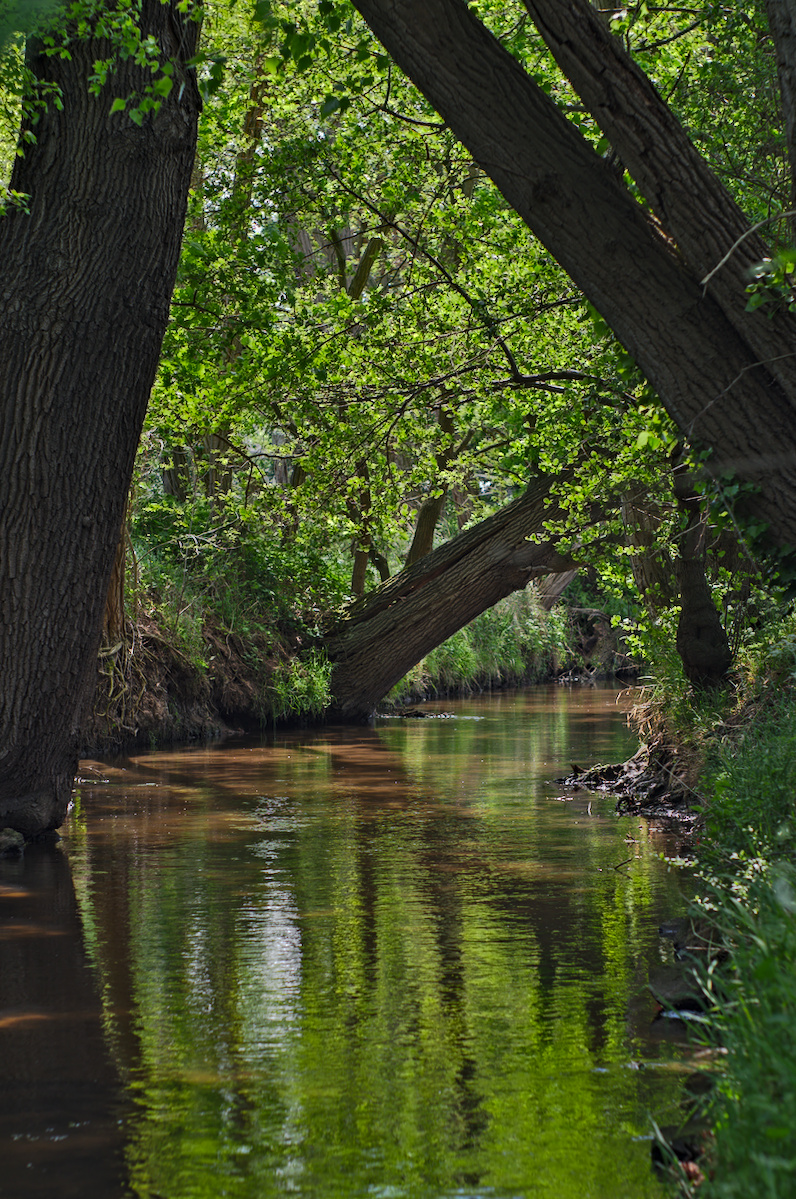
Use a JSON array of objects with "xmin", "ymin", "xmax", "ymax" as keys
[
  {"xmin": 385, "ymin": 589, "xmax": 573, "ymax": 705},
  {"xmin": 665, "ymin": 681, "xmax": 796, "ymax": 1195}
]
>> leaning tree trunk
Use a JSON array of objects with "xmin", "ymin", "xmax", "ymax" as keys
[
  {"xmin": 325, "ymin": 476, "xmax": 576, "ymax": 719},
  {"xmin": 0, "ymin": 5, "xmax": 200, "ymax": 836},
  {"xmin": 350, "ymin": 0, "xmax": 796, "ymax": 548}
]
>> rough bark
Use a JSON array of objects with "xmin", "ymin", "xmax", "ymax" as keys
[
  {"xmin": 535, "ymin": 570, "xmax": 578, "ymax": 610},
  {"xmin": 326, "ymin": 476, "xmax": 576, "ymax": 719},
  {"xmin": 351, "ymin": 0, "xmax": 796, "ymax": 545},
  {"xmin": 523, "ymin": 0, "xmax": 796, "ymax": 399},
  {"xmin": 0, "ymin": 5, "xmax": 200, "ymax": 835},
  {"xmin": 102, "ymin": 510, "xmax": 128, "ymax": 647}
]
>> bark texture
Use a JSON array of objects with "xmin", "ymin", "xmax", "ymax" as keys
[
  {"xmin": 351, "ymin": 0, "xmax": 796, "ymax": 545},
  {"xmin": 523, "ymin": 0, "xmax": 796, "ymax": 393},
  {"xmin": 326, "ymin": 476, "xmax": 576, "ymax": 719},
  {"xmin": 0, "ymin": 5, "xmax": 200, "ymax": 835}
]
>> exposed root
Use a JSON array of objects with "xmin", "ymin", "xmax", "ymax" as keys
[{"xmin": 557, "ymin": 739, "xmax": 705, "ymax": 821}]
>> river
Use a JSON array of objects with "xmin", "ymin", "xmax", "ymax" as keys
[{"xmin": 0, "ymin": 685, "xmax": 693, "ymax": 1198}]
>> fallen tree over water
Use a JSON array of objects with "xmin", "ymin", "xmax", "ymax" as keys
[{"xmin": 325, "ymin": 475, "xmax": 577, "ymax": 719}]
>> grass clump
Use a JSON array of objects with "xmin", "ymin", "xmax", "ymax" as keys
[
  {"xmin": 694, "ymin": 875, "xmax": 796, "ymax": 1198},
  {"xmin": 268, "ymin": 649, "xmax": 333, "ymax": 722}
]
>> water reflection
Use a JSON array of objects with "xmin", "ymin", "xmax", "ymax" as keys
[
  {"xmin": 3, "ymin": 687, "xmax": 690, "ymax": 1197},
  {"xmin": 0, "ymin": 845, "xmax": 129, "ymax": 1198}
]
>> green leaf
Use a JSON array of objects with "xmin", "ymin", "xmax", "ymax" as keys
[{"xmin": 319, "ymin": 94, "xmax": 341, "ymax": 117}]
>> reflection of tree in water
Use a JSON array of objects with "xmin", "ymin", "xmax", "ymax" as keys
[
  {"xmin": 0, "ymin": 844, "xmax": 129, "ymax": 1198},
  {"xmin": 63, "ymin": 696, "xmax": 685, "ymax": 1197}
]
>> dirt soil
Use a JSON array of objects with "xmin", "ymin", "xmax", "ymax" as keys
[{"xmin": 80, "ymin": 616, "xmax": 280, "ymax": 756}]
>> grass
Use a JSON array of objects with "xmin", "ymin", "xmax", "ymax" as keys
[
  {"xmin": 386, "ymin": 589, "xmax": 572, "ymax": 703},
  {"xmin": 674, "ymin": 690, "xmax": 796, "ymax": 1197}
]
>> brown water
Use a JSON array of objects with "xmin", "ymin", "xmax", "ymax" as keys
[{"xmin": 0, "ymin": 686, "xmax": 693, "ymax": 1199}]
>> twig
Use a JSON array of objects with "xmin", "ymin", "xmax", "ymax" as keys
[{"xmin": 700, "ymin": 210, "xmax": 796, "ymax": 291}]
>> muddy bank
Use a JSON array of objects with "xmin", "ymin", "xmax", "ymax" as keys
[
  {"xmin": 80, "ymin": 600, "xmax": 636, "ymax": 757},
  {"xmin": 80, "ymin": 616, "xmax": 281, "ymax": 756},
  {"xmin": 558, "ymin": 738, "xmax": 705, "ymax": 825}
]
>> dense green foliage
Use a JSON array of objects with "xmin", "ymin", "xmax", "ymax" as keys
[
  {"xmin": 681, "ymin": 679, "xmax": 796, "ymax": 1197},
  {"xmin": 127, "ymin": 0, "xmax": 694, "ymax": 667}
]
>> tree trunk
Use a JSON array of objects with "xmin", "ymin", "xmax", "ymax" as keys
[
  {"xmin": 621, "ymin": 488, "xmax": 677, "ymax": 611},
  {"xmin": 0, "ymin": 5, "xmax": 200, "ymax": 835},
  {"xmin": 405, "ymin": 491, "xmax": 447, "ymax": 566},
  {"xmin": 102, "ymin": 510, "xmax": 129, "ymax": 647},
  {"xmin": 767, "ymin": 0, "xmax": 796, "ymax": 237},
  {"xmin": 672, "ymin": 462, "xmax": 733, "ymax": 688},
  {"xmin": 535, "ymin": 570, "xmax": 578, "ymax": 610},
  {"xmin": 522, "ymin": 0, "xmax": 796, "ymax": 393},
  {"xmin": 351, "ymin": 0, "xmax": 796, "ymax": 546},
  {"xmin": 404, "ymin": 407, "xmax": 470, "ymax": 567},
  {"xmin": 326, "ymin": 476, "xmax": 576, "ymax": 719}
]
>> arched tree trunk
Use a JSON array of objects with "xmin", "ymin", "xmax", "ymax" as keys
[
  {"xmin": 0, "ymin": 5, "xmax": 200, "ymax": 836},
  {"xmin": 535, "ymin": 570, "xmax": 578, "ymax": 610},
  {"xmin": 326, "ymin": 476, "xmax": 577, "ymax": 719}
]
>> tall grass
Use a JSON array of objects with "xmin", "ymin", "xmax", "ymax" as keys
[{"xmin": 685, "ymin": 692, "xmax": 796, "ymax": 1197}]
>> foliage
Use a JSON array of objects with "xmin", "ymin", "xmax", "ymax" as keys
[
  {"xmin": 387, "ymin": 589, "xmax": 571, "ymax": 703},
  {"xmin": 138, "ymin": 0, "xmax": 688, "ymax": 618},
  {"xmin": 699, "ymin": 687, "xmax": 796, "ymax": 887},
  {"xmin": 682, "ymin": 687, "xmax": 796, "ymax": 1198},
  {"xmin": 698, "ymin": 874, "xmax": 796, "ymax": 1199}
]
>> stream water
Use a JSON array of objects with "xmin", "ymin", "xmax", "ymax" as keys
[{"xmin": 0, "ymin": 686, "xmax": 693, "ymax": 1199}]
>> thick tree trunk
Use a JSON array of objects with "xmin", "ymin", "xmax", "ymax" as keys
[
  {"xmin": 522, "ymin": 0, "xmax": 796, "ymax": 397},
  {"xmin": 535, "ymin": 570, "xmax": 578, "ymax": 610},
  {"xmin": 326, "ymin": 477, "xmax": 576, "ymax": 719},
  {"xmin": 0, "ymin": 5, "xmax": 200, "ymax": 835},
  {"xmin": 351, "ymin": 0, "xmax": 796, "ymax": 546}
]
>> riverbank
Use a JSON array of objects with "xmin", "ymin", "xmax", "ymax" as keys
[
  {"xmin": 81, "ymin": 588, "xmax": 624, "ymax": 755},
  {"xmin": 578, "ymin": 661, "xmax": 796, "ymax": 1197},
  {"xmin": 674, "ymin": 689, "xmax": 796, "ymax": 1197},
  {"xmin": 554, "ymin": 645, "xmax": 796, "ymax": 1196}
]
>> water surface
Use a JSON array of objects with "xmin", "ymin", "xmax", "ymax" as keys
[{"xmin": 0, "ymin": 686, "xmax": 691, "ymax": 1198}]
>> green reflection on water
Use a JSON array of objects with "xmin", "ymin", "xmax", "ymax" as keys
[{"xmin": 68, "ymin": 688, "xmax": 686, "ymax": 1198}]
